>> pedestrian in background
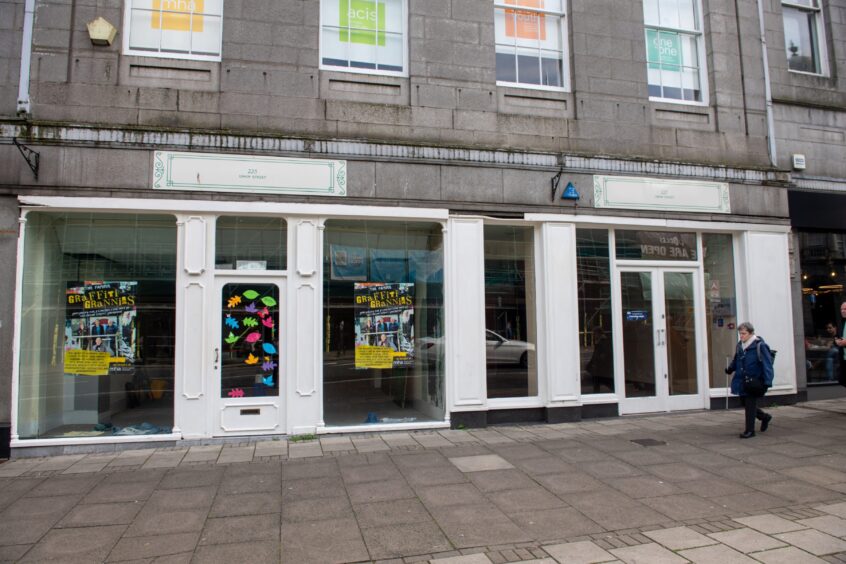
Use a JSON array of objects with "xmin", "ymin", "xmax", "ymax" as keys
[
  {"xmin": 726, "ymin": 321, "xmax": 774, "ymax": 438},
  {"xmin": 835, "ymin": 301, "xmax": 846, "ymax": 387}
]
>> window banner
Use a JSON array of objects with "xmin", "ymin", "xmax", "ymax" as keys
[
  {"xmin": 339, "ymin": 0, "xmax": 386, "ymax": 45},
  {"xmin": 504, "ymin": 0, "xmax": 546, "ymax": 41},
  {"xmin": 151, "ymin": 0, "xmax": 205, "ymax": 32},
  {"xmin": 370, "ymin": 249, "xmax": 406, "ymax": 282},
  {"xmin": 330, "ymin": 244, "xmax": 367, "ymax": 281},
  {"xmin": 65, "ymin": 282, "xmax": 137, "ymax": 376},
  {"xmin": 354, "ymin": 282, "xmax": 414, "ymax": 369},
  {"xmin": 646, "ymin": 29, "xmax": 682, "ymax": 70}
]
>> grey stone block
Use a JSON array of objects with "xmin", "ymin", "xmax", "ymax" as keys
[
  {"xmin": 270, "ymin": 70, "xmax": 317, "ymax": 98},
  {"xmin": 441, "ymin": 165, "xmax": 502, "ymax": 203},
  {"xmin": 425, "ymin": 18, "xmax": 480, "ymax": 43},
  {"xmin": 374, "ymin": 162, "xmax": 442, "ymax": 200}
]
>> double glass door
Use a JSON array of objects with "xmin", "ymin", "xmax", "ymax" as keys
[{"xmin": 618, "ymin": 268, "xmax": 702, "ymax": 413}]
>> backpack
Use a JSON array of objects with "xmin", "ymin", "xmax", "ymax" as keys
[{"xmin": 757, "ymin": 340, "xmax": 777, "ymax": 365}]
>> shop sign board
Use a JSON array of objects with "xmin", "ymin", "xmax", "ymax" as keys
[
  {"xmin": 153, "ymin": 151, "xmax": 347, "ymax": 197},
  {"xmin": 594, "ymin": 175, "xmax": 730, "ymax": 213}
]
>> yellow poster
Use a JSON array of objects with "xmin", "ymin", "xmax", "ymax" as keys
[
  {"xmin": 355, "ymin": 345, "xmax": 395, "ymax": 369},
  {"xmin": 151, "ymin": 0, "xmax": 204, "ymax": 32},
  {"xmin": 64, "ymin": 350, "xmax": 111, "ymax": 376}
]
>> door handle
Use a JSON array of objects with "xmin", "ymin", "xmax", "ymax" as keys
[{"xmin": 213, "ymin": 347, "xmax": 219, "ymax": 370}]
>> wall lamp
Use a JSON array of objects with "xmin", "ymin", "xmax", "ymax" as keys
[{"xmin": 551, "ymin": 170, "xmax": 580, "ymax": 202}]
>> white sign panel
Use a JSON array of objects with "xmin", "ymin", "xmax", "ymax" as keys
[
  {"xmin": 593, "ymin": 175, "xmax": 729, "ymax": 213},
  {"xmin": 153, "ymin": 151, "xmax": 347, "ymax": 197}
]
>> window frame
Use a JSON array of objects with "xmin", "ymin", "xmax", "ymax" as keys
[
  {"xmin": 494, "ymin": 0, "xmax": 570, "ymax": 92},
  {"xmin": 781, "ymin": 0, "xmax": 829, "ymax": 76},
  {"xmin": 122, "ymin": 0, "xmax": 224, "ymax": 63},
  {"xmin": 318, "ymin": 0, "xmax": 409, "ymax": 78},
  {"xmin": 643, "ymin": 0, "xmax": 709, "ymax": 106}
]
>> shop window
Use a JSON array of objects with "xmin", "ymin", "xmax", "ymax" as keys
[
  {"xmin": 124, "ymin": 0, "xmax": 223, "ymax": 61},
  {"xmin": 215, "ymin": 216, "xmax": 287, "ymax": 271},
  {"xmin": 577, "ymin": 229, "xmax": 614, "ymax": 394},
  {"xmin": 322, "ymin": 220, "xmax": 444, "ymax": 426},
  {"xmin": 18, "ymin": 213, "xmax": 177, "ymax": 440},
  {"xmin": 615, "ymin": 230, "xmax": 697, "ymax": 261},
  {"xmin": 642, "ymin": 0, "xmax": 705, "ymax": 102},
  {"xmin": 320, "ymin": 0, "xmax": 408, "ymax": 76},
  {"xmin": 495, "ymin": 0, "xmax": 567, "ymax": 89},
  {"xmin": 702, "ymin": 234, "xmax": 738, "ymax": 389},
  {"xmin": 782, "ymin": 0, "xmax": 827, "ymax": 75},
  {"xmin": 798, "ymin": 231, "xmax": 845, "ymax": 384},
  {"xmin": 483, "ymin": 225, "xmax": 538, "ymax": 398}
]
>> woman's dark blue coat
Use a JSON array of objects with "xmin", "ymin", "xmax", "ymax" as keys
[{"xmin": 727, "ymin": 337, "xmax": 774, "ymax": 396}]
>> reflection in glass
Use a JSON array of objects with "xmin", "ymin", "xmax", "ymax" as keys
[
  {"xmin": 616, "ymin": 230, "xmax": 697, "ymax": 261},
  {"xmin": 783, "ymin": 5, "xmax": 821, "ymax": 74},
  {"xmin": 322, "ymin": 220, "xmax": 444, "ymax": 426},
  {"xmin": 577, "ymin": 229, "xmax": 615, "ymax": 394},
  {"xmin": 664, "ymin": 272, "xmax": 697, "ymax": 395},
  {"xmin": 18, "ymin": 213, "xmax": 176, "ymax": 439},
  {"xmin": 215, "ymin": 216, "xmax": 286, "ymax": 271},
  {"xmin": 703, "ymin": 234, "xmax": 738, "ymax": 388},
  {"xmin": 220, "ymin": 284, "xmax": 279, "ymax": 398},
  {"xmin": 484, "ymin": 225, "xmax": 537, "ymax": 398},
  {"xmin": 620, "ymin": 272, "xmax": 656, "ymax": 397}
]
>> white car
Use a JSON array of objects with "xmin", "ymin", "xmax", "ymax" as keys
[{"xmin": 418, "ymin": 330, "xmax": 535, "ymax": 368}]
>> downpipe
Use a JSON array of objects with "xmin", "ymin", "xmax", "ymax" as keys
[{"xmin": 17, "ymin": 0, "xmax": 36, "ymax": 116}]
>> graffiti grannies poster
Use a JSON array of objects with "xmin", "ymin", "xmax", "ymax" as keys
[{"xmin": 354, "ymin": 283, "xmax": 414, "ymax": 369}]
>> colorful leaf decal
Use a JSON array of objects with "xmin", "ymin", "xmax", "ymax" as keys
[
  {"xmin": 245, "ymin": 353, "xmax": 259, "ymax": 365},
  {"xmin": 224, "ymin": 315, "xmax": 239, "ymax": 329},
  {"xmin": 224, "ymin": 332, "xmax": 239, "ymax": 345},
  {"xmin": 257, "ymin": 307, "xmax": 269, "ymax": 318},
  {"xmin": 244, "ymin": 302, "xmax": 258, "ymax": 313},
  {"xmin": 261, "ymin": 360, "xmax": 277, "ymax": 372},
  {"xmin": 245, "ymin": 332, "xmax": 261, "ymax": 343},
  {"xmin": 242, "ymin": 317, "xmax": 258, "ymax": 327},
  {"xmin": 227, "ymin": 295, "xmax": 242, "ymax": 308},
  {"xmin": 262, "ymin": 375, "xmax": 274, "ymax": 387},
  {"xmin": 228, "ymin": 388, "xmax": 245, "ymax": 398},
  {"xmin": 261, "ymin": 317, "xmax": 274, "ymax": 328},
  {"xmin": 261, "ymin": 296, "xmax": 277, "ymax": 307},
  {"xmin": 262, "ymin": 343, "xmax": 278, "ymax": 355},
  {"xmin": 243, "ymin": 290, "xmax": 259, "ymax": 300}
]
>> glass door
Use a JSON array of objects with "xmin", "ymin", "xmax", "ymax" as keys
[
  {"xmin": 213, "ymin": 277, "xmax": 285, "ymax": 435},
  {"xmin": 618, "ymin": 268, "xmax": 702, "ymax": 413}
]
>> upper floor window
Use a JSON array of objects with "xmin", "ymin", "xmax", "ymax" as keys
[
  {"xmin": 643, "ymin": 0, "xmax": 705, "ymax": 103},
  {"xmin": 320, "ymin": 0, "xmax": 408, "ymax": 76},
  {"xmin": 124, "ymin": 0, "xmax": 223, "ymax": 61},
  {"xmin": 495, "ymin": 0, "xmax": 568, "ymax": 90},
  {"xmin": 782, "ymin": 0, "xmax": 827, "ymax": 75}
]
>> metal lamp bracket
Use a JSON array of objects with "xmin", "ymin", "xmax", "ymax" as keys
[{"xmin": 13, "ymin": 137, "xmax": 39, "ymax": 180}]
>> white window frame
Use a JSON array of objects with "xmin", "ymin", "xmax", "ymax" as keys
[
  {"xmin": 781, "ymin": 0, "xmax": 829, "ymax": 76},
  {"xmin": 643, "ymin": 0, "xmax": 709, "ymax": 106},
  {"xmin": 122, "ymin": 0, "xmax": 223, "ymax": 62},
  {"xmin": 318, "ymin": 0, "xmax": 409, "ymax": 78},
  {"xmin": 494, "ymin": 1, "xmax": 570, "ymax": 92}
]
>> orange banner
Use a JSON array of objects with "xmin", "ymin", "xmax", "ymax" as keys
[
  {"xmin": 504, "ymin": 0, "xmax": 546, "ymax": 41},
  {"xmin": 151, "ymin": 0, "xmax": 204, "ymax": 32}
]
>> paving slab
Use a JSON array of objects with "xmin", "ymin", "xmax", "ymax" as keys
[
  {"xmin": 509, "ymin": 506, "xmax": 605, "ymax": 541},
  {"xmin": 816, "ymin": 501, "xmax": 846, "ymax": 519},
  {"xmin": 106, "ymin": 531, "xmax": 200, "ymax": 561},
  {"xmin": 181, "ymin": 445, "xmax": 222, "ymax": 464},
  {"xmin": 749, "ymin": 546, "xmax": 829, "ymax": 563},
  {"xmin": 429, "ymin": 554, "xmax": 493, "ymax": 564},
  {"xmin": 643, "ymin": 526, "xmax": 718, "ymax": 551},
  {"xmin": 542, "ymin": 540, "xmax": 616, "ymax": 564},
  {"xmin": 192, "ymin": 540, "xmax": 280, "ymax": 564},
  {"xmin": 199, "ymin": 513, "xmax": 279, "ymax": 545},
  {"xmin": 0, "ymin": 459, "xmax": 43, "ymax": 477},
  {"xmin": 429, "ymin": 503, "xmax": 532, "ymax": 548},
  {"xmin": 449, "ymin": 454, "xmax": 515, "ymax": 472},
  {"xmin": 320, "ymin": 436, "xmax": 355, "ymax": 452},
  {"xmin": 361, "ymin": 521, "xmax": 452, "ymax": 559},
  {"xmin": 254, "ymin": 440, "xmax": 287, "ymax": 457},
  {"xmin": 287, "ymin": 441, "xmax": 323, "ymax": 459},
  {"xmin": 707, "ymin": 528, "xmax": 787, "ymax": 553},
  {"xmin": 279, "ymin": 517, "xmax": 369, "ymax": 564},
  {"xmin": 414, "ymin": 433, "xmax": 454, "ymax": 448},
  {"xmin": 281, "ymin": 495, "xmax": 351, "ymax": 523},
  {"xmin": 773, "ymin": 528, "xmax": 846, "ymax": 555},
  {"xmin": 677, "ymin": 542, "xmax": 759, "ymax": 563},
  {"xmin": 353, "ymin": 498, "xmax": 431, "ymax": 528},
  {"xmin": 796, "ymin": 514, "xmax": 846, "ymax": 537},
  {"xmin": 58, "ymin": 501, "xmax": 144, "ymax": 528},
  {"xmin": 216, "ymin": 445, "xmax": 255, "ymax": 464},
  {"xmin": 19, "ymin": 524, "xmax": 126, "ymax": 563},
  {"xmin": 351, "ymin": 437, "xmax": 390, "ymax": 452},
  {"xmin": 733, "ymin": 514, "xmax": 809, "ymax": 534},
  {"xmin": 609, "ymin": 542, "xmax": 688, "ymax": 563}
]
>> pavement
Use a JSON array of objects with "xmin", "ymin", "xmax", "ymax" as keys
[{"xmin": 1, "ymin": 398, "xmax": 846, "ymax": 563}]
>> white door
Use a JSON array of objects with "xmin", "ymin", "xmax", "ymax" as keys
[
  {"xmin": 213, "ymin": 276, "xmax": 285, "ymax": 436},
  {"xmin": 617, "ymin": 268, "xmax": 704, "ymax": 414}
]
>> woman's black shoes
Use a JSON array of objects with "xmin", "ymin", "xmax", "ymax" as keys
[
  {"xmin": 739, "ymin": 431, "xmax": 756, "ymax": 439},
  {"xmin": 760, "ymin": 414, "xmax": 772, "ymax": 432}
]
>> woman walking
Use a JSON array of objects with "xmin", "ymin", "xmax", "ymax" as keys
[{"xmin": 726, "ymin": 322, "xmax": 774, "ymax": 438}]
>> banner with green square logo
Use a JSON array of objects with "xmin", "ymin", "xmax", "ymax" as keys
[
  {"xmin": 646, "ymin": 29, "xmax": 681, "ymax": 70},
  {"xmin": 339, "ymin": 0, "xmax": 386, "ymax": 46}
]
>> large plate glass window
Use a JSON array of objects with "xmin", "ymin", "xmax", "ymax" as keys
[
  {"xmin": 124, "ymin": 0, "xmax": 223, "ymax": 61},
  {"xmin": 320, "ymin": 0, "xmax": 407, "ymax": 75},
  {"xmin": 18, "ymin": 213, "xmax": 177, "ymax": 440},
  {"xmin": 642, "ymin": 0, "xmax": 705, "ymax": 102},
  {"xmin": 322, "ymin": 220, "xmax": 444, "ymax": 425},
  {"xmin": 782, "ymin": 0, "xmax": 826, "ymax": 74},
  {"xmin": 577, "ymin": 229, "xmax": 614, "ymax": 394},
  {"xmin": 215, "ymin": 216, "xmax": 287, "ymax": 271},
  {"xmin": 702, "ymin": 234, "xmax": 738, "ymax": 388},
  {"xmin": 495, "ymin": 0, "xmax": 567, "ymax": 89},
  {"xmin": 484, "ymin": 225, "xmax": 538, "ymax": 398}
]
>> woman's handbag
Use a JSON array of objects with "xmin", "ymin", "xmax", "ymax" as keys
[{"xmin": 743, "ymin": 376, "xmax": 766, "ymax": 397}]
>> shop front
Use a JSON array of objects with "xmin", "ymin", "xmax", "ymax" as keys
[{"xmin": 9, "ymin": 152, "xmax": 799, "ymax": 449}]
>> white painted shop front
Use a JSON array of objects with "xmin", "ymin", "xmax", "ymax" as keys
[{"xmin": 9, "ymin": 153, "xmax": 797, "ymax": 448}]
